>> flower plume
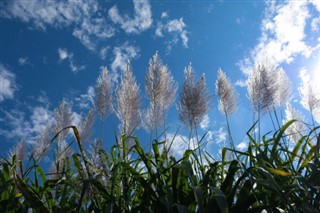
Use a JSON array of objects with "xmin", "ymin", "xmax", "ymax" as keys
[
  {"xmin": 79, "ymin": 108, "xmax": 95, "ymax": 143},
  {"xmin": 145, "ymin": 51, "xmax": 178, "ymax": 132},
  {"xmin": 247, "ymin": 62, "xmax": 277, "ymax": 113},
  {"xmin": 31, "ymin": 124, "xmax": 52, "ymax": 161},
  {"xmin": 95, "ymin": 67, "xmax": 113, "ymax": 121},
  {"xmin": 215, "ymin": 68, "xmax": 237, "ymax": 116},
  {"xmin": 53, "ymin": 99, "xmax": 73, "ymax": 143},
  {"xmin": 275, "ymin": 68, "xmax": 292, "ymax": 107},
  {"xmin": 283, "ymin": 104, "xmax": 306, "ymax": 143},
  {"xmin": 115, "ymin": 62, "xmax": 142, "ymax": 137},
  {"xmin": 178, "ymin": 64, "xmax": 210, "ymax": 130},
  {"xmin": 298, "ymin": 69, "xmax": 320, "ymax": 124}
]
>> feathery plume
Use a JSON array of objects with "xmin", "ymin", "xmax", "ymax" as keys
[
  {"xmin": 215, "ymin": 68, "xmax": 237, "ymax": 116},
  {"xmin": 8, "ymin": 140, "xmax": 26, "ymax": 163},
  {"xmin": 145, "ymin": 51, "xmax": 178, "ymax": 132},
  {"xmin": 7, "ymin": 140, "xmax": 26, "ymax": 177},
  {"xmin": 247, "ymin": 62, "xmax": 277, "ymax": 113},
  {"xmin": 31, "ymin": 124, "xmax": 52, "ymax": 161},
  {"xmin": 95, "ymin": 67, "xmax": 113, "ymax": 121},
  {"xmin": 115, "ymin": 62, "xmax": 142, "ymax": 138},
  {"xmin": 275, "ymin": 68, "xmax": 292, "ymax": 107},
  {"xmin": 53, "ymin": 99, "xmax": 73, "ymax": 163},
  {"xmin": 298, "ymin": 69, "xmax": 320, "ymax": 124},
  {"xmin": 178, "ymin": 64, "xmax": 210, "ymax": 130},
  {"xmin": 53, "ymin": 99, "xmax": 73, "ymax": 143},
  {"xmin": 79, "ymin": 108, "xmax": 95, "ymax": 143},
  {"xmin": 283, "ymin": 104, "xmax": 306, "ymax": 143}
]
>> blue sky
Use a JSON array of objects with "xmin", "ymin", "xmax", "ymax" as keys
[{"xmin": 1, "ymin": 0, "xmax": 320, "ymax": 159}]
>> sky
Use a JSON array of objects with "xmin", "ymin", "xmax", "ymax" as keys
[{"xmin": 1, "ymin": 0, "xmax": 320, "ymax": 160}]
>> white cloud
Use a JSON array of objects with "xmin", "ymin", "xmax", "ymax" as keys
[
  {"xmin": 0, "ymin": 97, "xmax": 85, "ymax": 144},
  {"xmin": 239, "ymin": 1, "xmax": 320, "ymax": 75},
  {"xmin": 99, "ymin": 46, "xmax": 110, "ymax": 60},
  {"xmin": 30, "ymin": 106, "xmax": 53, "ymax": 135},
  {"xmin": 69, "ymin": 61, "xmax": 86, "ymax": 73},
  {"xmin": 108, "ymin": 0, "xmax": 152, "ymax": 34},
  {"xmin": 156, "ymin": 14, "xmax": 189, "ymax": 49},
  {"xmin": 18, "ymin": 57, "xmax": 31, "ymax": 66},
  {"xmin": 200, "ymin": 114, "xmax": 210, "ymax": 130},
  {"xmin": 235, "ymin": 79, "xmax": 247, "ymax": 88},
  {"xmin": 0, "ymin": 64, "xmax": 18, "ymax": 102},
  {"xmin": 111, "ymin": 43, "xmax": 140, "ymax": 81},
  {"xmin": 311, "ymin": 0, "xmax": 320, "ymax": 12},
  {"xmin": 165, "ymin": 133, "xmax": 188, "ymax": 159},
  {"xmin": 0, "ymin": 109, "xmax": 29, "ymax": 140},
  {"xmin": 37, "ymin": 91, "xmax": 51, "ymax": 107},
  {"xmin": 236, "ymin": 141, "xmax": 248, "ymax": 151},
  {"xmin": 213, "ymin": 127, "xmax": 227, "ymax": 144},
  {"xmin": 72, "ymin": 111, "xmax": 83, "ymax": 128},
  {"xmin": 58, "ymin": 48, "xmax": 69, "ymax": 61},
  {"xmin": 0, "ymin": 105, "xmax": 54, "ymax": 144},
  {"xmin": 161, "ymin": 12, "xmax": 168, "ymax": 19},
  {"xmin": 57, "ymin": 48, "xmax": 86, "ymax": 73},
  {"xmin": 75, "ymin": 86, "xmax": 95, "ymax": 109},
  {"xmin": 311, "ymin": 17, "xmax": 320, "ymax": 32},
  {"xmin": 1, "ymin": 0, "xmax": 115, "ymax": 51}
]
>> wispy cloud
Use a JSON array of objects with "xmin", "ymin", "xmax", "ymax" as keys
[
  {"xmin": 18, "ymin": 57, "xmax": 32, "ymax": 66},
  {"xmin": 0, "ymin": 106, "xmax": 53, "ymax": 144},
  {"xmin": 58, "ymin": 48, "xmax": 69, "ymax": 61},
  {"xmin": 156, "ymin": 13, "xmax": 189, "ymax": 50},
  {"xmin": 111, "ymin": 43, "xmax": 140, "ymax": 81},
  {"xmin": 0, "ymin": 64, "xmax": 18, "ymax": 102},
  {"xmin": 235, "ymin": 79, "xmax": 247, "ymax": 88},
  {"xmin": 99, "ymin": 46, "xmax": 110, "ymax": 60},
  {"xmin": 108, "ymin": 0, "xmax": 152, "ymax": 34},
  {"xmin": 30, "ymin": 106, "xmax": 54, "ymax": 135},
  {"xmin": 200, "ymin": 114, "xmax": 210, "ymax": 130},
  {"xmin": 212, "ymin": 127, "xmax": 227, "ymax": 144},
  {"xmin": 239, "ymin": 1, "xmax": 320, "ymax": 74},
  {"xmin": 165, "ymin": 133, "xmax": 188, "ymax": 159},
  {"xmin": 0, "ymin": 98, "xmax": 83, "ymax": 144},
  {"xmin": 75, "ymin": 86, "xmax": 95, "ymax": 110},
  {"xmin": 57, "ymin": 48, "xmax": 85, "ymax": 73},
  {"xmin": 236, "ymin": 141, "xmax": 247, "ymax": 151},
  {"xmin": 1, "ymin": 0, "xmax": 115, "ymax": 51}
]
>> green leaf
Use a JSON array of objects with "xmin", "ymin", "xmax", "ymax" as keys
[
  {"xmin": 212, "ymin": 187, "xmax": 228, "ymax": 213},
  {"xmin": 266, "ymin": 167, "xmax": 292, "ymax": 177}
]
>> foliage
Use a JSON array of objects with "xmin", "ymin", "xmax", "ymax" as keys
[{"xmin": 1, "ymin": 122, "xmax": 319, "ymax": 212}]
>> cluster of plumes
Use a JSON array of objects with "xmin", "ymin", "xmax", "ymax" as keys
[
  {"xmin": 115, "ymin": 63, "xmax": 142, "ymax": 138},
  {"xmin": 144, "ymin": 52, "xmax": 178, "ymax": 133},
  {"xmin": 247, "ymin": 61, "xmax": 291, "ymax": 113},
  {"xmin": 298, "ymin": 69, "xmax": 320, "ymax": 124},
  {"xmin": 215, "ymin": 68, "xmax": 237, "ymax": 116},
  {"xmin": 7, "ymin": 140, "xmax": 26, "ymax": 176},
  {"xmin": 95, "ymin": 67, "xmax": 113, "ymax": 122},
  {"xmin": 178, "ymin": 64, "xmax": 210, "ymax": 130},
  {"xmin": 283, "ymin": 104, "xmax": 306, "ymax": 143}
]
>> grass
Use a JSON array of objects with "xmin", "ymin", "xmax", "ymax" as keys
[{"xmin": 0, "ymin": 121, "xmax": 319, "ymax": 212}]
